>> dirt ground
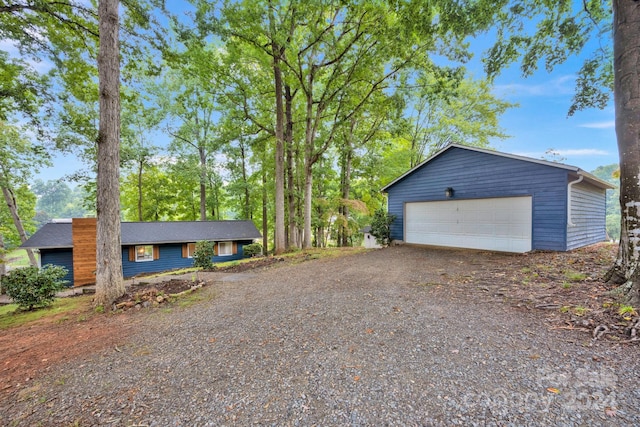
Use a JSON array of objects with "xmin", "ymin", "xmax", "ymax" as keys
[{"xmin": 0, "ymin": 243, "xmax": 636, "ymax": 403}]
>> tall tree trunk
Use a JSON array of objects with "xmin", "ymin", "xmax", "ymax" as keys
[
  {"xmin": 303, "ymin": 162, "xmax": 313, "ymax": 249},
  {"xmin": 608, "ymin": 0, "xmax": 640, "ymax": 306},
  {"xmin": 302, "ymin": 67, "xmax": 316, "ymax": 250},
  {"xmin": 199, "ymin": 146, "xmax": 207, "ymax": 221},
  {"xmin": 94, "ymin": 0, "xmax": 124, "ymax": 307},
  {"xmin": 240, "ymin": 141, "xmax": 251, "ymax": 219},
  {"xmin": 340, "ymin": 131, "xmax": 353, "ymax": 247},
  {"xmin": 137, "ymin": 159, "xmax": 143, "ymax": 221},
  {"xmin": 1, "ymin": 186, "xmax": 38, "ymax": 266},
  {"xmin": 0, "ymin": 234, "xmax": 5, "ymax": 293},
  {"xmin": 272, "ymin": 46, "xmax": 286, "ymax": 254},
  {"xmin": 285, "ymin": 85, "xmax": 297, "ymax": 249},
  {"xmin": 262, "ymin": 161, "xmax": 269, "ymax": 253}
]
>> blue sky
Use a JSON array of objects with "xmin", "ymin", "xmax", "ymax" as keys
[
  {"xmin": 487, "ymin": 65, "xmax": 617, "ymax": 173},
  {"xmin": 33, "ymin": 5, "xmax": 618, "ymax": 183}
]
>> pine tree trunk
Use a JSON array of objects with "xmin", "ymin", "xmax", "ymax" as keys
[
  {"xmin": 1, "ymin": 186, "xmax": 38, "ymax": 266},
  {"xmin": 608, "ymin": 0, "xmax": 640, "ymax": 306},
  {"xmin": 94, "ymin": 0, "xmax": 124, "ymax": 307}
]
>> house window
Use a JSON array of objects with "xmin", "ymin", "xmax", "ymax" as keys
[
  {"xmin": 135, "ymin": 245, "xmax": 154, "ymax": 262},
  {"xmin": 187, "ymin": 243, "xmax": 196, "ymax": 258},
  {"xmin": 218, "ymin": 241, "xmax": 233, "ymax": 256}
]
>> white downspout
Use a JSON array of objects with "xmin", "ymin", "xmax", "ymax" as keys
[{"xmin": 567, "ymin": 174, "xmax": 584, "ymax": 227}]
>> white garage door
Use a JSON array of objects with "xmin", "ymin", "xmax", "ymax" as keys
[{"xmin": 405, "ymin": 196, "xmax": 532, "ymax": 253}]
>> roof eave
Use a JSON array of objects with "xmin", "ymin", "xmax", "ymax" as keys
[
  {"xmin": 124, "ymin": 236, "xmax": 262, "ymax": 245},
  {"xmin": 577, "ymin": 171, "xmax": 616, "ymax": 190},
  {"xmin": 380, "ymin": 143, "xmax": 601, "ymax": 192}
]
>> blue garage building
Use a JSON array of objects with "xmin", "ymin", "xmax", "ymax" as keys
[{"xmin": 382, "ymin": 144, "xmax": 614, "ymax": 253}]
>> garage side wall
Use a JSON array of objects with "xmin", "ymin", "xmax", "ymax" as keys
[
  {"xmin": 386, "ymin": 147, "xmax": 568, "ymax": 251},
  {"xmin": 566, "ymin": 181, "xmax": 607, "ymax": 250}
]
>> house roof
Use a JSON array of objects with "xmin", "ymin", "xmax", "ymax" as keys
[
  {"xmin": 21, "ymin": 220, "xmax": 262, "ymax": 250},
  {"xmin": 381, "ymin": 144, "xmax": 615, "ymax": 192}
]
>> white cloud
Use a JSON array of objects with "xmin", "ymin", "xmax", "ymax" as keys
[
  {"xmin": 578, "ymin": 121, "xmax": 615, "ymax": 129},
  {"xmin": 494, "ymin": 75, "xmax": 576, "ymax": 97},
  {"xmin": 554, "ymin": 148, "xmax": 609, "ymax": 156},
  {"xmin": 513, "ymin": 148, "xmax": 609, "ymax": 159}
]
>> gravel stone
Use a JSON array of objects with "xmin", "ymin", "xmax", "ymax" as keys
[{"xmin": 1, "ymin": 246, "xmax": 638, "ymax": 426}]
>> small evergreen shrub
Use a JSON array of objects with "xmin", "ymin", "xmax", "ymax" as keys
[
  {"xmin": 1, "ymin": 265, "xmax": 69, "ymax": 310},
  {"xmin": 243, "ymin": 243, "xmax": 263, "ymax": 258},
  {"xmin": 370, "ymin": 208, "xmax": 396, "ymax": 246},
  {"xmin": 193, "ymin": 240, "xmax": 215, "ymax": 269}
]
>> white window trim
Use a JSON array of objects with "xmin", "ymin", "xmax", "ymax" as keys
[
  {"xmin": 187, "ymin": 243, "xmax": 196, "ymax": 258},
  {"xmin": 218, "ymin": 241, "xmax": 233, "ymax": 256},
  {"xmin": 135, "ymin": 245, "xmax": 154, "ymax": 262}
]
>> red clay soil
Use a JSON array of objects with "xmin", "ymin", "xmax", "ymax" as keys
[{"xmin": 0, "ymin": 305, "xmax": 134, "ymax": 400}]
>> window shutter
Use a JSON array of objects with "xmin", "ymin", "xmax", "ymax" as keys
[
  {"xmin": 182, "ymin": 244, "xmax": 188, "ymax": 258},
  {"xmin": 233, "ymin": 242, "xmax": 238, "ymax": 255},
  {"xmin": 153, "ymin": 245, "xmax": 160, "ymax": 260},
  {"xmin": 213, "ymin": 242, "xmax": 218, "ymax": 256},
  {"xmin": 128, "ymin": 247, "xmax": 135, "ymax": 262}
]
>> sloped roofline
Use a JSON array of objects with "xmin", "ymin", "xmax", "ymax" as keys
[
  {"xmin": 381, "ymin": 143, "xmax": 614, "ymax": 192},
  {"xmin": 21, "ymin": 220, "xmax": 262, "ymax": 250}
]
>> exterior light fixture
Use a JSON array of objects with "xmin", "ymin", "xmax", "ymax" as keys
[{"xmin": 445, "ymin": 187, "xmax": 454, "ymax": 198}]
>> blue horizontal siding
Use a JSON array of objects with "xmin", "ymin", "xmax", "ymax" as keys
[
  {"xmin": 40, "ymin": 249, "xmax": 74, "ymax": 287},
  {"xmin": 122, "ymin": 241, "xmax": 252, "ymax": 278},
  {"xmin": 566, "ymin": 182, "xmax": 607, "ymax": 250},
  {"xmin": 386, "ymin": 147, "xmax": 569, "ymax": 251}
]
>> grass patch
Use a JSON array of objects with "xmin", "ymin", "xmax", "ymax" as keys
[
  {"xmin": 564, "ymin": 270, "xmax": 588, "ymax": 282},
  {"xmin": 4, "ymin": 249, "xmax": 33, "ymax": 269},
  {"xmin": 618, "ymin": 304, "xmax": 637, "ymax": 318},
  {"xmin": 0, "ymin": 295, "xmax": 93, "ymax": 329},
  {"xmin": 130, "ymin": 267, "xmax": 200, "ymax": 282},
  {"xmin": 176, "ymin": 288, "xmax": 216, "ymax": 309}
]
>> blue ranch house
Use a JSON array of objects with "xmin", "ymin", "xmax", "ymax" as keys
[
  {"xmin": 382, "ymin": 144, "xmax": 614, "ymax": 253},
  {"xmin": 21, "ymin": 219, "xmax": 262, "ymax": 286}
]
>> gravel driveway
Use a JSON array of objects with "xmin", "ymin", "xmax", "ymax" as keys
[{"xmin": 2, "ymin": 246, "xmax": 638, "ymax": 426}]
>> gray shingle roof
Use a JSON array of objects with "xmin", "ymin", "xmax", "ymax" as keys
[{"xmin": 21, "ymin": 220, "xmax": 262, "ymax": 249}]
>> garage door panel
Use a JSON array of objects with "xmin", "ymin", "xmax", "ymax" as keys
[{"xmin": 405, "ymin": 197, "xmax": 532, "ymax": 253}]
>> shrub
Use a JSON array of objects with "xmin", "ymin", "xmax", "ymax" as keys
[
  {"xmin": 243, "ymin": 243, "xmax": 263, "ymax": 258},
  {"xmin": 370, "ymin": 208, "xmax": 396, "ymax": 246},
  {"xmin": 193, "ymin": 240, "xmax": 215, "ymax": 269},
  {"xmin": 1, "ymin": 265, "xmax": 69, "ymax": 310}
]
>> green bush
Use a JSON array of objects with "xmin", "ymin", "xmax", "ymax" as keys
[
  {"xmin": 1, "ymin": 265, "xmax": 69, "ymax": 310},
  {"xmin": 243, "ymin": 243, "xmax": 263, "ymax": 258},
  {"xmin": 370, "ymin": 208, "xmax": 396, "ymax": 246},
  {"xmin": 193, "ymin": 240, "xmax": 215, "ymax": 269}
]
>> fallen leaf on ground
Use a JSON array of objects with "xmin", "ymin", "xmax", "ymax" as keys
[{"xmin": 546, "ymin": 387, "xmax": 560, "ymax": 394}]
